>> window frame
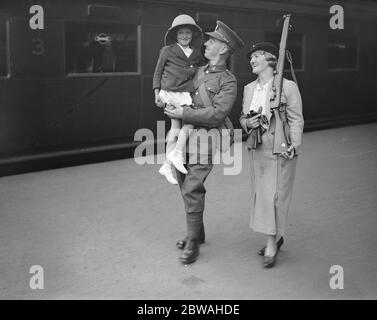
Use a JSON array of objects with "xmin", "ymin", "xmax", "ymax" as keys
[
  {"xmin": 195, "ymin": 12, "xmax": 220, "ymax": 31},
  {"xmin": 0, "ymin": 17, "xmax": 11, "ymax": 79},
  {"xmin": 327, "ymin": 33, "xmax": 360, "ymax": 72},
  {"xmin": 64, "ymin": 20, "xmax": 141, "ymax": 78}
]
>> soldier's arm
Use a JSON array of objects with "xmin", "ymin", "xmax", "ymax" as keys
[{"xmin": 182, "ymin": 75, "xmax": 237, "ymax": 128}]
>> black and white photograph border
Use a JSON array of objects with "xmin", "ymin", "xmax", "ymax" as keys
[{"xmin": 0, "ymin": 0, "xmax": 376, "ymax": 301}]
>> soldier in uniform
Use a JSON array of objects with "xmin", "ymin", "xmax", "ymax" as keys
[{"xmin": 164, "ymin": 21, "xmax": 245, "ymax": 264}]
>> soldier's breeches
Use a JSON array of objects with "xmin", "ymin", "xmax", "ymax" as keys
[{"xmin": 176, "ymin": 163, "xmax": 213, "ymax": 214}]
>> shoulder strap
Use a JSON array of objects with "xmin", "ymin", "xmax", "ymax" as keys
[
  {"xmin": 197, "ymin": 67, "xmax": 209, "ymax": 88},
  {"xmin": 197, "ymin": 68, "xmax": 212, "ymax": 108},
  {"xmin": 286, "ymin": 50, "xmax": 299, "ymax": 88},
  {"xmin": 197, "ymin": 70, "xmax": 234, "ymax": 134},
  {"xmin": 197, "ymin": 67, "xmax": 205, "ymax": 81}
]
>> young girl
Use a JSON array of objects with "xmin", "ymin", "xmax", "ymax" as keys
[{"xmin": 153, "ymin": 14, "xmax": 204, "ymax": 184}]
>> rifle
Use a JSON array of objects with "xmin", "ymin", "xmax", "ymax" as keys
[{"xmin": 270, "ymin": 14, "xmax": 292, "ymax": 154}]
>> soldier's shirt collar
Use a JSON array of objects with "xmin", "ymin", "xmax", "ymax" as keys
[{"xmin": 204, "ymin": 64, "xmax": 227, "ymax": 73}]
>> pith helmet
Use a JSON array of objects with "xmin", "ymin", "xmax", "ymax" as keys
[{"xmin": 164, "ymin": 14, "xmax": 203, "ymax": 50}]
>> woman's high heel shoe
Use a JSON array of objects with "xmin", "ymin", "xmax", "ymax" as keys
[
  {"xmin": 262, "ymin": 250, "xmax": 278, "ymax": 268},
  {"xmin": 258, "ymin": 237, "xmax": 284, "ymax": 256}
]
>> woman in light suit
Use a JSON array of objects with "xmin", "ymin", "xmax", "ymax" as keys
[{"xmin": 239, "ymin": 42, "xmax": 304, "ymax": 268}]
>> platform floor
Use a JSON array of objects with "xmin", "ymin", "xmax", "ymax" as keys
[{"xmin": 0, "ymin": 123, "xmax": 376, "ymax": 300}]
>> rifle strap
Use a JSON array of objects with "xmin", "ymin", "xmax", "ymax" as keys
[
  {"xmin": 286, "ymin": 50, "xmax": 299, "ymax": 87},
  {"xmin": 270, "ymin": 77, "xmax": 291, "ymax": 149}
]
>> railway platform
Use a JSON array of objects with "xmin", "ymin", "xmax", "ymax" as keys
[{"xmin": 0, "ymin": 123, "xmax": 376, "ymax": 299}]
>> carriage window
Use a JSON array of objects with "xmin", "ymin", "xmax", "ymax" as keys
[
  {"xmin": 65, "ymin": 22, "xmax": 138, "ymax": 74},
  {"xmin": 196, "ymin": 12, "xmax": 219, "ymax": 36},
  {"xmin": 328, "ymin": 34, "xmax": 358, "ymax": 70},
  {"xmin": 0, "ymin": 18, "xmax": 9, "ymax": 77},
  {"xmin": 265, "ymin": 32, "xmax": 304, "ymax": 70}
]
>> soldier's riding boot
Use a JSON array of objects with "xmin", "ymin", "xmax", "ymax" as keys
[
  {"xmin": 176, "ymin": 224, "xmax": 205, "ymax": 249},
  {"xmin": 179, "ymin": 237, "xmax": 200, "ymax": 264},
  {"xmin": 179, "ymin": 212, "xmax": 202, "ymax": 264}
]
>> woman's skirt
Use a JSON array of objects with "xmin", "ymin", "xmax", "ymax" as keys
[{"xmin": 248, "ymin": 128, "xmax": 298, "ymax": 236}]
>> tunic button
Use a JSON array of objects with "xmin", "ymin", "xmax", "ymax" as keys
[
  {"xmin": 281, "ymin": 143, "xmax": 286, "ymax": 147},
  {"xmin": 196, "ymin": 92, "xmax": 199, "ymax": 95},
  {"xmin": 190, "ymin": 65, "xmax": 193, "ymax": 68},
  {"xmin": 208, "ymin": 87, "xmax": 210, "ymax": 90},
  {"xmin": 205, "ymin": 70, "xmax": 209, "ymax": 74}
]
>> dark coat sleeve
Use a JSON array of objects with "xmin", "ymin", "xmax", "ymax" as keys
[{"xmin": 152, "ymin": 47, "xmax": 168, "ymax": 91}]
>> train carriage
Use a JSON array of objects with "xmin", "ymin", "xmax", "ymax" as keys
[{"xmin": 0, "ymin": 0, "xmax": 376, "ymax": 175}]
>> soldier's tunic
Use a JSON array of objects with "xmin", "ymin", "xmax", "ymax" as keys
[
  {"xmin": 176, "ymin": 64, "xmax": 237, "ymax": 214},
  {"xmin": 240, "ymin": 79, "xmax": 304, "ymax": 236}
]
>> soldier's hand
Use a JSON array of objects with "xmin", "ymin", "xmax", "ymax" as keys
[
  {"xmin": 165, "ymin": 103, "xmax": 176, "ymax": 111},
  {"xmin": 164, "ymin": 104, "xmax": 184, "ymax": 119},
  {"xmin": 169, "ymin": 97, "xmax": 182, "ymax": 109},
  {"xmin": 246, "ymin": 114, "xmax": 261, "ymax": 129},
  {"xmin": 280, "ymin": 145, "xmax": 295, "ymax": 159}
]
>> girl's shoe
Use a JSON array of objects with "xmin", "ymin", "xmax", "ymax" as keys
[
  {"xmin": 159, "ymin": 163, "xmax": 178, "ymax": 185},
  {"xmin": 167, "ymin": 150, "xmax": 188, "ymax": 174}
]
